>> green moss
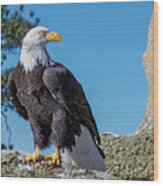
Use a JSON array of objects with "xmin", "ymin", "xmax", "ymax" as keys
[
  {"xmin": 101, "ymin": 131, "xmax": 154, "ymax": 180},
  {"xmin": 1, "ymin": 129, "xmax": 154, "ymax": 180}
]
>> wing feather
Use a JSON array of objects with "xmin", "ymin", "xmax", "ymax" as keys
[
  {"xmin": 43, "ymin": 64, "xmax": 101, "ymax": 145},
  {"xmin": 8, "ymin": 70, "xmax": 28, "ymax": 120}
]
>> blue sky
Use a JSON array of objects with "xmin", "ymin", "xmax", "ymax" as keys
[{"xmin": 2, "ymin": 2, "xmax": 153, "ymax": 152}]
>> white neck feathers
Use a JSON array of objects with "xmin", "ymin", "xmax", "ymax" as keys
[{"xmin": 20, "ymin": 43, "xmax": 52, "ymax": 73}]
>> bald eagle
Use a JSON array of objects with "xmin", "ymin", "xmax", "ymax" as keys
[{"xmin": 8, "ymin": 26, "xmax": 106, "ymax": 171}]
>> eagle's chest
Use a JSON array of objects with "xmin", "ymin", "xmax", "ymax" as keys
[
  {"xmin": 17, "ymin": 67, "xmax": 44, "ymax": 96},
  {"xmin": 15, "ymin": 66, "xmax": 54, "ymax": 116}
]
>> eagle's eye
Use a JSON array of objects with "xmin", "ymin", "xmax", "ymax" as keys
[{"xmin": 40, "ymin": 30, "xmax": 48, "ymax": 38}]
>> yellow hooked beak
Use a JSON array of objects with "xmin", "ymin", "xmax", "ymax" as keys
[{"xmin": 46, "ymin": 31, "xmax": 62, "ymax": 43}]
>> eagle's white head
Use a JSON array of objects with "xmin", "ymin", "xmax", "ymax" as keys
[{"xmin": 20, "ymin": 26, "xmax": 61, "ymax": 72}]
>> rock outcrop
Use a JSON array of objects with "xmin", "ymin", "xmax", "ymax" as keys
[
  {"xmin": 1, "ymin": 149, "xmax": 117, "ymax": 180},
  {"xmin": 138, "ymin": 14, "xmax": 154, "ymax": 133},
  {"xmin": 1, "ymin": 131, "xmax": 154, "ymax": 180},
  {"xmin": 101, "ymin": 132, "xmax": 154, "ymax": 180}
]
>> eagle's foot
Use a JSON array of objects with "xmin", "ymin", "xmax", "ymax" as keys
[
  {"xmin": 22, "ymin": 154, "xmax": 40, "ymax": 164},
  {"xmin": 22, "ymin": 146, "xmax": 40, "ymax": 165},
  {"xmin": 44, "ymin": 148, "xmax": 60, "ymax": 167}
]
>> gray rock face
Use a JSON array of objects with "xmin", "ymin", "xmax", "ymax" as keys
[{"xmin": 138, "ymin": 14, "xmax": 154, "ymax": 133}]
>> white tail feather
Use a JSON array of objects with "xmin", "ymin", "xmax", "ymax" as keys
[{"xmin": 60, "ymin": 125, "xmax": 106, "ymax": 171}]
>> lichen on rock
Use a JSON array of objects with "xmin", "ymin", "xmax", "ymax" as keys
[
  {"xmin": 1, "ymin": 150, "xmax": 117, "ymax": 179},
  {"xmin": 101, "ymin": 132, "xmax": 154, "ymax": 180}
]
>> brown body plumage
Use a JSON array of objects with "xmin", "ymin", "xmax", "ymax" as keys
[
  {"xmin": 8, "ymin": 26, "xmax": 106, "ymax": 171},
  {"xmin": 8, "ymin": 62, "xmax": 101, "ymax": 151}
]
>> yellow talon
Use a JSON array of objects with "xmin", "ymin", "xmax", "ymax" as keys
[
  {"xmin": 22, "ymin": 146, "xmax": 40, "ymax": 164},
  {"xmin": 44, "ymin": 148, "xmax": 60, "ymax": 167}
]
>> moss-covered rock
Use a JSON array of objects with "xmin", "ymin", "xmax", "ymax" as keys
[
  {"xmin": 1, "ymin": 130, "xmax": 153, "ymax": 180},
  {"xmin": 1, "ymin": 149, "xmax": 116, "ymax": 179},
  {"xmin": 101, "ymin": 131, "xmax": 154, "ymax": 180}
]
